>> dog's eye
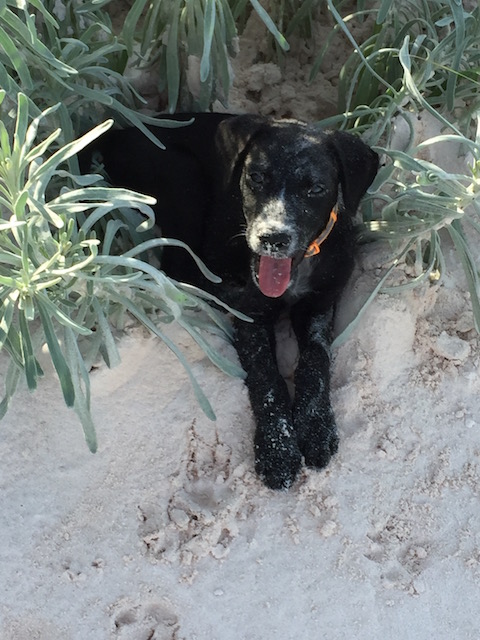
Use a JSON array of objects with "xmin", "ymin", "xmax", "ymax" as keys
[
  {"xmin": 249, "ymin": 172, "xmax": 264, "ymax": 185},
  {"xmin": 308, "ymin": 184, "xmax": 325, "ymax": 196}
]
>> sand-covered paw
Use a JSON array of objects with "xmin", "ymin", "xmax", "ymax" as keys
[
  {"xmin": 295, "ymin": 407, "xmax": 339, "ymax": 470},
  {"xmin": 254, "ymin": 419, "xmax": 303, "ymax": 490}
]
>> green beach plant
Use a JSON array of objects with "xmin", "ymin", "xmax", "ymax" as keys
[
  {"xmin": 0, "ymin": 1, "xmax": 255, "ymax": 449},
  {"xmin": 231, "ymin": 0, "xmax": 315, "ymax": 61},
  {"xmin": 0, "ymin": 0, "xmax": 180, "ymax": 157},
  {"xmin": 0, "ymin": 90, "xmax": 248, "ymax": 448},
  {"xmin": 121, "ymin": 0, "xmax": 289, "ymax": 112},
  {"xmin": 321, "ymin": 0, "xmax": 480, "ymax": 343},
  {"xmin": 328, "ymin": 0, "xmax": 480, "ymax": 130}
]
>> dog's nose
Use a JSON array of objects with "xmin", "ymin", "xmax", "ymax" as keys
[{"xmin": 259, "ymin": 232, "xmax": 292, "ymax": 254}]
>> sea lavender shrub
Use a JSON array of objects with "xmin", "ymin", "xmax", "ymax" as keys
[{"xmin": 321, "ymin": 0, "xmax": 480, "ymax": 343}]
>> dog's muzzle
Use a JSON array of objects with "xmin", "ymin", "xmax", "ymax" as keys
[{"xmin": 253, "ymin": 208, "xmax": 339, "ymax": 298}]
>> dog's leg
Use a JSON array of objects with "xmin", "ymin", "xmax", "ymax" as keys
[
  {"xmin": 291, "ymin": 301, "xmax": 339, "ymax": 469},
  {"xmin": 234, "ymin": 316, "xmax": 302, "ymax": 490}
]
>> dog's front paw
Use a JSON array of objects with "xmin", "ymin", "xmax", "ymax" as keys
[
  {"xmin": 295, "ymin": 407, "xmax": 339, "ymax": 470},
  {"xmin": 254, "ymin": 419, "xmax": 303, "ymax": 490}
]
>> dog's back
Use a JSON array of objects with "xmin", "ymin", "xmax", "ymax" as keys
[{"xmin": 81, "ymin": 113, "xmax": 232, "ymax": 282}]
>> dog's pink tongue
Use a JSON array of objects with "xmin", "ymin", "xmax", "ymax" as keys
[{"xmin": 258, "ymin": 256, "xmax": 292, "ymax": 298}]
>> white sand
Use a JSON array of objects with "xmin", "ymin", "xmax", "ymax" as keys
[
  {"xmin": 2, "ymin": 240, "xmax": 480, "ymax": 640},
  {"xmin": 2, "ymin": 8, "xmax": 480, "ymax": 640}
]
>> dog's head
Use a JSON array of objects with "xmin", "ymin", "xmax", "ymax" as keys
[{"xmin": 216, "ymin": 115, "xmax": 378, "ymax": 298}]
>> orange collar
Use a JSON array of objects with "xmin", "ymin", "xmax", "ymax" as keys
[{"xmin": 304, "ymin": 208, "xmax": 338, "ymax": 258}]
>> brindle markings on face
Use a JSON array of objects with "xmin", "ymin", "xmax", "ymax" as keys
[
  {"xmin": 243, "ymin": 132, "xmax": 337, "ymax": 258},
  {"xmin": 246, "ymin": 191, "xmax": 300, "ymax": 256},
  {"xmin": 243, "ymin": 150, "xmax": 299, "ymax": 256}
]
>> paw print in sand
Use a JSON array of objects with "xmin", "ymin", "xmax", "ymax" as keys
[
  {"xmin": 111, "ymin": 598, "xmax": 179, "ymax": 640},
  {"xmin": 140, "ymin": 421, "xmax": 255, "ymax": 568}
]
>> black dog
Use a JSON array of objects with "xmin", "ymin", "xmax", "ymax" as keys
[{"xmin": 82, "ymin": 113, "xmax": 378, "ymax": 489}]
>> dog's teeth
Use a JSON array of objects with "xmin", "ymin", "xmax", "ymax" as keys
[{"xmin": 258, "ymin": 256, "xmax": 292, "ymax": 298}]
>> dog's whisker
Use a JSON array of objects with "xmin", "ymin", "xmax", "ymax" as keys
[
  {"xmin": 228, "ymin": 231, "xmax": 247, "ymax": 244},
  {"xmin": 230, "ymin": 232, "xmax": 246, "ymax": 240}
]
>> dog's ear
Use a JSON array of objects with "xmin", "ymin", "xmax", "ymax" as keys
[
  {"xmin": 215, "ymin": 115, "xmax": 267, "ymax": 182},
  {"xmin": 328, "ymin": 130, "xmax": 379, "ymax": 213}
]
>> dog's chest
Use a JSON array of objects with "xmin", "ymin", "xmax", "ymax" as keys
[{"xmin": 285, "ymin": 258, "xmax": 316, "ymax": 301}]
